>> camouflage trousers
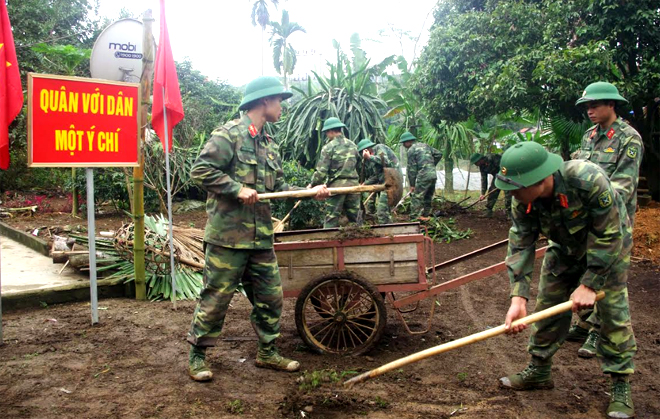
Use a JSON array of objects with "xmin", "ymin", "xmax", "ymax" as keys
[
  {"xmin": 187, "ymin": 244, "xmax": 283, "ymax": 347},
  {"xmin": 575, "ymin": 209, "xmax": 638, "ymax": 332},
  {"xmin": 362, "ymin": 192, "xmax": 376, "ymax": 215},
  {"xmin": 324, "ymin": 179, "xmax": 359, "ymax": 228},
  {"xmin": 528, "ymin": 245, "xmax": 637, "ymax": 374},
  {"xmin": 375, "ymin": 191, "xmax": 392, "ymax": 224},
  {"xmin": 486, "ymin": 183, "xmax": 512, "ymax": 216},
  {"xmin": 411, "ymin": 175, "xmax": 436, "ymax": 218}
]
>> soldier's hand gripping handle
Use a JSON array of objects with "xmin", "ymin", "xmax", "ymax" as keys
[{"xmin": 238, "ymin": 187, "xmax": 259, "ymax": 204}]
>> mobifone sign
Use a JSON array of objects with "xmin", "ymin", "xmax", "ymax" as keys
[{"xmin": 90, "ymin": 18, "xmax": 146, "ymax": 82}]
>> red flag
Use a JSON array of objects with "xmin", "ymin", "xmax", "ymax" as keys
[
  {"xmin": 0, "ymin": 2, "xmax": 23, "ymax": 170},
  {"xmin": 152, "ymin": 0, "xmax": 183, "ymax": 153}
]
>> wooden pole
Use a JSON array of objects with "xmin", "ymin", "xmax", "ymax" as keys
[
  {"xmin": 463, "ymin": 187, "xmax": 500, "ymax": 210},
  {"xmin": 133, "ymin": 10, "xmax": 155, "ymax": 300},
  {"xmin": 258, "ymin": 184, "xmax": 386, "ymax": 200},
  {"xmin": 344, "ymin": 291, "xmax": 606, "ymax": 388},
  {"xmin": 71, "ymin": 168, "xmax": 78, "ymax": 217}
]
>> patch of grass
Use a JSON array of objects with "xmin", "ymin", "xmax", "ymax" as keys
[
  {"xmin": 226, "ymin": 399, "xmax": 244, "ymax": 415},
  {"xmin": 39, "ymin": 301, "xmax": 48, "ymax": 308},
  {"xmin": 374, "ymin": 396, "xmax": 390, "ymax": 408},
  {"xmin": 457, "ymin": 372, "xmax": 468, "ymax": 382},
  {"xmin": 298, "ymin": 369, "xmax": 358, "ymax": 392},
  {"xmin": 23, "ymin": 352, "xmax": 40, "ymax": 359}
]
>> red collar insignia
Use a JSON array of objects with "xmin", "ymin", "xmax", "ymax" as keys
[
  {"xmin": 606, "ymin": 128, "xmax": 615, "ymax": 139},
  {"xmin": 526, "ymin": 203, "xmax": 532, "ymax": 214},
  {"xmin": 558, "ymin": 193, "xmax": 568, "ymax": 208},
  {"xmin": 248, "ymin": 123, "xmax": 258, "ymax": 138},
  {"xmin": 589, "ymin": 129, "xmax": 597, "ymax": 139},
  {"xmin": 265, "ymin": 134, "xmax": 272, "ymax": 143}
]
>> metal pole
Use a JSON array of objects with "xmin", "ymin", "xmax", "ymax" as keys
[
  {"xmin": 86, "ymin": 168, "xmax": 99, "ymax": 324},
  {"xmin": 162, "ymin": 86, "xmax": 177, "ymax": 307}
]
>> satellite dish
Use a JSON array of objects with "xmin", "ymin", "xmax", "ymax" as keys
[{"xmin": 90, "ymin": 19, "xmax": 149, "ymax": 83}]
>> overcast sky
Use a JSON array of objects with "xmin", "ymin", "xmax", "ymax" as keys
[{"xmin": 97, "ymin": 0, "xmax": 437, "ymax": 86}]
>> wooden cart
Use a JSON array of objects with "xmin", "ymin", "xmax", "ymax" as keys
[{"xmin": 274, "ymin": 223, "xmax": 547, "ymax": 356}]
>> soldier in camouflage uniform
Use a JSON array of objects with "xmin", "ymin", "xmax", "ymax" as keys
[
  {"xmin": 400, "ymin": 131, "xmax": 442, "ymax": 219},
  {"xmin": 496, "ymin": 142, "xmax": 637, "ymax": 419},
  {"xmin": 310, "ymin": 117, "xmax": 360, "ymax": 228},
  {"xmin": 470, "ymin": 152, "xmax": 512, "ymax": 219},
  {"xmin": 357, "ymin": 138, "xmax": 401, "ymax": 224},
  {"xmin": 566, "ymin": 82, "xmax": 644, "ymax": 358},
  {"xmin": 186, "ymin": 76, "xmax": 329, "ymax": 382}
]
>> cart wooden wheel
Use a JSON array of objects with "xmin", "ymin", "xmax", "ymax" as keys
[{"xmin": 295, "ymin": 272, "xmax": 387, "ymax": 356}]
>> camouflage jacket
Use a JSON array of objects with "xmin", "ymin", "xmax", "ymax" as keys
[
  {"xmin": 310, "ymin": 134, "xmax": 359, "ymax": 187},
  {"xmin": 406, "ymin": 142, "xmax": 442, "ymax": 187},
  {"xmin": 572, "ymin": 118, "xmax": 643, "ymax": 219},
  {"xmin": 191, "ymin": 115, "xmax": 297, "ymax": 249},
  {"xmin": 363, "ymin": 144, "xmax": 400, "ymax": 185},
  {"xmin": 506, "ymin": 160, "xmax": 630, "ymax": 299},
  {"xmin": 479, "ymin": 154, "xmax": 502, "ymax": 194}
]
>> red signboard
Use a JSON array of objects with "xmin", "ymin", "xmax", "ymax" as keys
[{"xmin": 28, "ymin": 73, "xmax": 140, "ymax": 167}]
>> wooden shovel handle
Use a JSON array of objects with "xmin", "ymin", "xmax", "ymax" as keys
[
  {"xmin": 344, "ymin": 291, "xmax": 606, "ymax": 388},
  {"xmin": 279, "ymin": 200, "xmax": 302, "ymax": 225},
  {"xmin": 258, "ymin": 184, "xmax": 386, "ymax": 200}
]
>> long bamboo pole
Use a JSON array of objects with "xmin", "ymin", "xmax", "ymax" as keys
[
  {"xmin": 258, "ymin": 184, "xmax": 386, "ymax": 200},
  {"xmin": 344, "ymin": 291, "xmax": 605, "ymax": 388},
  {"xmin": 133, "ymin": 10, "xmax": 155, "ymax": 300}
]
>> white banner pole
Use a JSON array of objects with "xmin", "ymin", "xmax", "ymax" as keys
[{"xmin": 86, "ymin": 168, "xmax": 99, "ymax": 324}]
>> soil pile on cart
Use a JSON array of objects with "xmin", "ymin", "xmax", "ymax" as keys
[
  {"xmin": 335, "ymin": 225, "xmax": 377, "ymax": 241},
  {"xmin": 632, "ymin": 203, "xmax": 660, "ymax": 264}
]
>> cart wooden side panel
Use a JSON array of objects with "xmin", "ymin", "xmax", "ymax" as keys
[{"xmin": 274, "ymin": 224, "xmax": 429, "ymax": 298}]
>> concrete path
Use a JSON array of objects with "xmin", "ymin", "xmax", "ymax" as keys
[{"xmin": 0, "ymin": 234, "xmax": 88, "ymax": 295}]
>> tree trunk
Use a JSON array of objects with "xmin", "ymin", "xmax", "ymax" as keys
[
  {"xmin": 638, "ymin": 101, "xmax": 660, "ymax": 201},
  {"xmin": 444, "ymin": 141, "xmax": 454, "ymax": 194},
  {"xmin": 464, "ymin": 162, "xmax": 471, "ymax": 198},
  {"xmin": 71, "ymin": 168, "xmax": 78, "ymax": 216}
]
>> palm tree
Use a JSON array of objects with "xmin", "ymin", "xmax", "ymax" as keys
[
  {"xmin": 269, "ymin": 10, "xmax": 305, "ymax": 90},
  {"xmin": 251, "ymin": 0, "xmax": 279, "ymax": 75}
]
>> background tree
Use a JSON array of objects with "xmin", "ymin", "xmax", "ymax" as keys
[
  {"xmin": 251, "ymin": 0, "xmax": 279, "ymax": 75},
  {"xmin": 144, "ymin": 60, "xmax": 242, "ymax": 211},
  {"xmin": 29, "ymin": 43, "xmax": 92, "ymax": 215},
  {"xmin": 413, "ymin": 0, "xmax": 660, "ymax": 198},
  {"xmin": 0, "ymin": 0, "xmax": 104, "ymax": 193},
  {"xmin": 269, "ymin": 10, "xmax": 305, "ymax": 90},
  {"xmin": 382, "ymin": 56, "xmax": 474, "ymax": 194}
]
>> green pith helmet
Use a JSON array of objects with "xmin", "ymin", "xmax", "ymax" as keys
[
  {"xmin": 575, "ymin": 81, "xmax": 628, "ymax": 106},
  {"xmin": 494, "ymin": 142, "xmax": 563, "ymax": 191},
  {"xmin": 357, "ymin": 138, "xmax": 377, "ymax": 152},
  {"xmin": 238, "ymin": 76, "xmax": 293, "ymax": 111},
  {"xmin": 470, "ymin": 153, "xmax": 485, "ymax": 165},
  {"xmin": 398, "ymin": 131, "xmax": 416, "ymax": 143},
  {"xmin": 321, "ymin": 117, "xmax": 346, "ymax": 132}
]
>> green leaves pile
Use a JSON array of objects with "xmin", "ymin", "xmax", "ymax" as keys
[{"xmin": 425, "ymin": 217, "xmax": 472, "ymax": 243}]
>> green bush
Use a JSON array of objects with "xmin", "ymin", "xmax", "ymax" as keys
[
  {"xmin": 66, "ymin": 167, "xmax": 161, "ymax": 213},
  {"xmin": 271, "ymin": 160, "xmax": 325, "ymax": 230},
  {"xmin": 0, "ymin": 146, "xmax": 70, "ymax": 192}
]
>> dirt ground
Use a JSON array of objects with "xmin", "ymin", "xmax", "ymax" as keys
[{"xmin": 1, "ymin": 202, "xmax": 660, "ymax": 419}]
